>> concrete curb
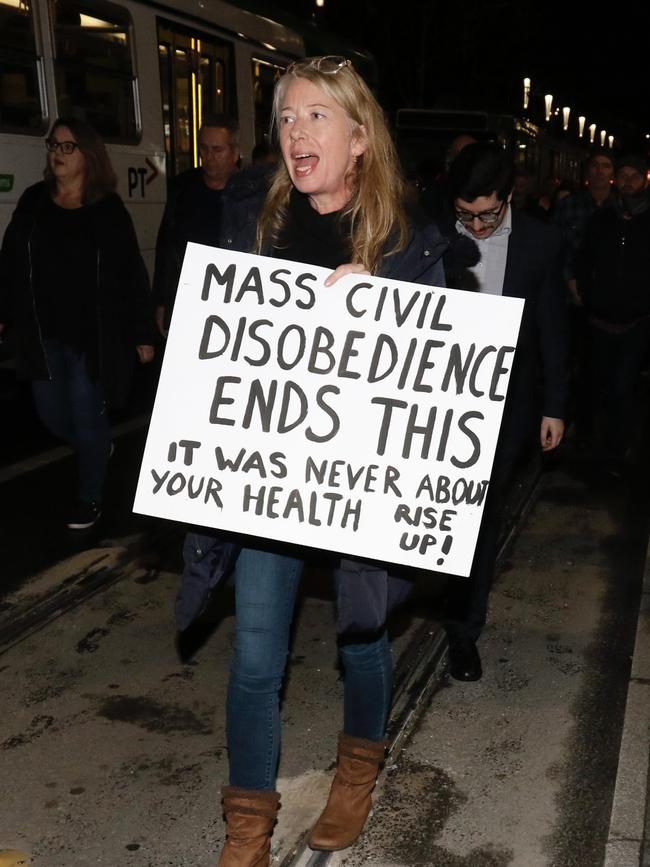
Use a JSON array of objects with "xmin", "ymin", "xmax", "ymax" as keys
[{"xmin": 604, "ymin": 532, "xmax": 650, "ymax": 867}]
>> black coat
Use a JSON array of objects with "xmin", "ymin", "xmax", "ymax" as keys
[
  {"xmin": 0, "ymin": 182, "xmax": 156, "ymax": 408},
  {"xmin": 176, "ymin": 167, "xmax": 448, "ymax": 632},
  {"xmin": 497, "ymin": 209, "xmax": 569, "ymax": 460},
  {"xmin": 577, "ymin": 200, "xmax": 650, "ymax": 326}
]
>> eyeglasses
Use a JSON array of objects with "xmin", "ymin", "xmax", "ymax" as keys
[
  {"xmin": 455, "ymin": 199, "xmax": 507, "ymax": 225},
  {"xmin": 45, "ymin": 139, "xmax": 79, "ymax": 155},
  {"xmin": 286, "ymin": 55, "xmax": 353, "ymax": 75}
]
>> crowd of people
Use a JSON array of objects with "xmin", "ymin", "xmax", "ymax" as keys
[{"xmin": 1, "ymin": 55, "xmax": 649, "ymax": 867}]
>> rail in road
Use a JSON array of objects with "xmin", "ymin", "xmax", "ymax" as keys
[{"xmin": 0, "ymin": 431, "xmax": 543, "ymax": 866}]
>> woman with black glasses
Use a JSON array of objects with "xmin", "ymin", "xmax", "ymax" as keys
[
  {"xmin": 180, "ymin": 57, "xmax": 447, "ymax": 866},
  {"xmin": 0, "ymin": 118, "xmax": 155, "ymax": 529}
]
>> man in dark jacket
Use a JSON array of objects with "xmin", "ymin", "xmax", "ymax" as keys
[
  {"xmin": 153, "ymin": 114, "xmax": 240, "ymax": 334},
  {"xmin": 554, "ymin": 151, "xmax": 614, "ymax": 302},
  {"xmin": 553, "ymin": 151, "xmax": 614, "ymax": 440},
  {"xmin": 576, "ymin": 154, "xmax": 650, "ymax": 476},
  {"xmin": 443, "ymin": 143, "xmax": 569, "ymax": 681}
]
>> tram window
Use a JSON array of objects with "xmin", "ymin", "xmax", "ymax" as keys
[
  {"xmin": 174, "ymin": 48, "xmax": 192, "ymax": 174},
  {"xmin": 0, "ymin": 0, "xmax": 45, "ymax": 133},
  {"xmin": 213, "ymin": 59, "xmax": 225, "ymax": 113},
  {"xmin": 51, "ymin": 0, "xmax": 138, "ymax": 142},
  {"xmin": 157, "ymin": 19, "xmax": 235, "ymax": 178},
  {"xmin": 252, "ymin": 57, "xmax": 283, "ymax": 147},
  {"xmin": 158, "ymin": 44, "xmax": 171, "ymax": 167}
]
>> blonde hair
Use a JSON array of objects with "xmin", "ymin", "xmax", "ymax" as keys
[{"xmin": 256, "ymin": 59, "xmax": 408, "ymax": 274}]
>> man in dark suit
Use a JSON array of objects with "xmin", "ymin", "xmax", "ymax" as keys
[
  {"xmin": 153, "ymin": 114, "xmax": 241, "ymax": 335},
  {"xmin": 442, "ymin": 143, "xmax": 569, "ymax": 680}
]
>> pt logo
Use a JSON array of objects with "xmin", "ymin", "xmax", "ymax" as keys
[{"xmin": 127, "ymin": 157, "xmax": 160, "ymax": 197}]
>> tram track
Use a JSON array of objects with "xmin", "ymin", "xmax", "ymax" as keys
[
  {"xmin": 0, "ymin": 448, "xmax": 544, "ymax": 865},
  {"xmin": 0, "ymin": 523, "xmax": 171, "ymax": 656},
  {"xmin": 279, "ymin": 457, "xmax": 544, "ymax": 867}
]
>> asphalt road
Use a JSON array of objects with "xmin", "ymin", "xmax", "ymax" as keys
[{"xmin": 1, "ymin": 435, "xmax": 647, "ymax": 866}]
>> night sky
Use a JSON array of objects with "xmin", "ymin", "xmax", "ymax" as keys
[{"xmin": 272, "ymin": 0, "xmax": 650, "ymax": 154}]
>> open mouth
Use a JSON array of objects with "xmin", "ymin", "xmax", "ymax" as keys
[{"xmin": 293, "ymin": 152, "xmax": 318, "ymax": 176}]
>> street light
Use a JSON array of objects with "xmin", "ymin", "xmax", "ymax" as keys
[
  {"xmin": 562, "ymin": 107, "xmax": 571, "ymax": 131},
  {"xmin": 608, "ymin": 135, "xmax": 614, "ymax": 149},
  {"xmin": 600, "ymin": 129, "xmax": 607, "ymax": 147},
  {"xmin": 523, "ymin": 77, "xmax": 531, "ymax": 110},
  {"xmin": 578, "ymin": 116, "xmax": 586, "ymax": 138},
  {"xmin": 544, "ymin": 94, "xmax": 553, "ymax": 122},
  {"xmin": 589, "ymin": 123, "xmax": 597, "ymax": 144}
]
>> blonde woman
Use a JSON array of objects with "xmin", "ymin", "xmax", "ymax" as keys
[{"xmin": 182, "ymin": 57, "xmax": 447, "ymax": 866}]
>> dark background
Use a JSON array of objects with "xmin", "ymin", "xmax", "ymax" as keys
[{"xmin": 265, "ymin": 0, "xmax": 650, "ymax": 154}]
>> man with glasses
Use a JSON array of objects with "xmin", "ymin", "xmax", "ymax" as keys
[{"xmin": 442, "ymin": 142, "xmax": 569, "ymax": 681}]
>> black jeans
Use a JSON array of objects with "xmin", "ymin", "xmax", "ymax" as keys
[{"xmin": 589, "ymin": 319, "xmax": 650, "ymax": 461}]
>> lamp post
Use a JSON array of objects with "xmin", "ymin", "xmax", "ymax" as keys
[
  {"xmin": 544, "ymin": 94, "xmax": 553, "ymax": 122},
  {"xmin": 562, "ymin": 106, "xmax": 571, "ymax": 131},
  {"xmin": 578, "ymin": 116, "xmax": 586, "ymax": 138},
  {"xmin": 608, "ymin": 135, "xmax": 614, "ymax": 150},
  {"xmin": 600, "ymin": 129, "xmax": 607, "ymax": 147},
  {"xmin": 589, "ymin": 123, "xmax": 597, "ymax": 144}
]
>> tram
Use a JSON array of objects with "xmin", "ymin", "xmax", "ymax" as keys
[
  {"xmin": 0, "ymin": 0, "xmax": 350, "ymax": 271},
  {"xmin": 395, "ymin": 107, "xmax": 589, "ymax": 194}
]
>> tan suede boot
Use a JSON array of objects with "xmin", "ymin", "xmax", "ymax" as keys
[
  {"xmin": 308, "ymin": 732, "xmax": 388, "ymax": 851},
  {"xmin": 218, "ymin": 787, "xmax": 280, "ymax": 867},
  {"xmin": 0, "ymin": 853, "xmax": 31, "ymax": 867}
]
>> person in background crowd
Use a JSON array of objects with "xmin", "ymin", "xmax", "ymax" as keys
[
  {"xmin": 442, "ymin": 142, "xmax": 569, "ymax": 681},
  {"xmin": 510, "ymin": 166, "xmax": 547, "ymax": 220},
  {"xmin": 576, "ymin": 154, "xmax": 650, "ymax": 477},
  {"xmin": 538, "ymin": 178, "xmax": 574, "ymax": 215},
  {"xmin": 418, "ymin": 132, "xmax": 477, "ymax": 228},
  {"xmin": 553, "ymin": 151, "xmax": 615, "ymax": 443},
  {"xmin": 179, "ymin": 55, "xmax": 447, "ymax": 867},
  {"xmin": 153, "ymin": 114, "xmax": 241, "ymax": 335},
  {"xmin": 251, "ymin": 139, "xmax": 278, "ymax": 167},
  {"xmin": 554, "ymin": 151, "xmax": 614, "ymax": 304},
  {"xmin": 0, "ymin": 117, "xmax": 155, "ymax": 530},
  {"xmin": 418, "ymin": 133, "xmax": 481, "ymax": 289}
]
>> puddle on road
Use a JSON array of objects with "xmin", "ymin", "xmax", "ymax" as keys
[
  {"xmin": 344, "ymin": 754, "xmax": 513, "ymax": 867},
  {"xmin": 96, "ymin": 695, "xmax": 212, "ymax": 735}
]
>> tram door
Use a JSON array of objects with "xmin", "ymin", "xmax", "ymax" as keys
[{"xmin": 157, "ymin": 19, "xmax": 235, "ymax": 178}]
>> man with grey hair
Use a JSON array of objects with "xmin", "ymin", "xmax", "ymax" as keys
[{"xmin": 153, "ymin": 114, "xmax": 241, "ymax": 334}]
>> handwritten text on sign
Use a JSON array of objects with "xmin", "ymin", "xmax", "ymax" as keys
[{"xmin": 134, "ymin": 244, "xmax": 523, "ymax": 575}]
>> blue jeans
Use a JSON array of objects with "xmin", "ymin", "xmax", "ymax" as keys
[
  {"xmin": 31, "ymin": 339, "xmax": 111, "ymax": 503},
  {"xmin": 226, "ymin": 547, "xmax": 393, "ymax": 790}
]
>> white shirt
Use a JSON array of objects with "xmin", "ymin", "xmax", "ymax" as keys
[{"xmin": 456, "ymin": 204, "xmax": 512, "ymax": 296}]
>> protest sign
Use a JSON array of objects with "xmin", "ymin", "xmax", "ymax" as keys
[{"xmin": 134, "ymin": 243, "xmax": 523, "ymax": 576}]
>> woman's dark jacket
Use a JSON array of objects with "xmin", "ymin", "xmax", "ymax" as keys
[
  {"xmin": 0, "ymin": 181, "xmax": 156, "ymax": 408},
  {"xmin": 177, "ymin": 166, "xmax": 448, "ymax": 634}
]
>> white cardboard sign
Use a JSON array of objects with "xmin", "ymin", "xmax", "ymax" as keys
[{"xmin": 134, "ymin": 244, "xmax": 523, "ymax": 576}]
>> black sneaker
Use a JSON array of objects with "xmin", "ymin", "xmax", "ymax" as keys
[{"xmin": 66, "ymin": 500, "xmax": 102, "ymax": 530}]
